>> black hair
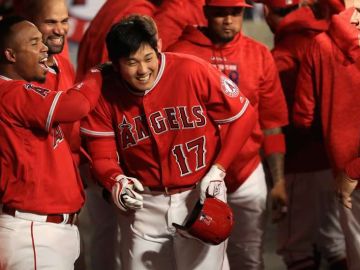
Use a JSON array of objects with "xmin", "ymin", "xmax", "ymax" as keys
[
  {"xmin": 106, "ymin": 14, "xmax": 158, "ymax": 63},
  {"xmin": 0, "ymin": 16, "xmax": 27, "ymax": 62}
]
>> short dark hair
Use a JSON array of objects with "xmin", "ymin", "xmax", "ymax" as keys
[
  {"xmin": 0, "ymin": 16, "xmax": 27, "ymax": 62},
  {"xmin": 106, "ymin": 14, "xmax": 158, "ymax": 63}
]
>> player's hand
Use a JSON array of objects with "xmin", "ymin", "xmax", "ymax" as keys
[
  {"xmin": 336, "ymin": 172, "xmax": 358, "ymax": 209},
  {"xmin": 270, "ymin": 179, "xmax": 288, "ymax": 223},
  {"xmin": 94, "ymin": 62, "xmax": 112, "ymax": 75},
  {"xmin": 111, "ymin": 174, "xmax": 144, "ymax": 211},
  {"xmin": 200, "ymin": 164, "xmax": 227, "ymax": 204}
]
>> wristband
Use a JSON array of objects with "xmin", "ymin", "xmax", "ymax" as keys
[{"xmin": 263, "ymin": 133, "xmax": 286, "ymax": 157}]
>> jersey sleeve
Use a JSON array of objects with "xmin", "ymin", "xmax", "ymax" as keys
[
  {"xmin": 80, "ymin": 93, "xmax": 121, "ymax": 190},
  {"xmin": 199, "ymin": 62, "xmax": 250, "ymax": 125},
  {"xmin": 80, "ymin": 94, "xmax": 115, "ymax": 138},
  {"xmin": 293, "ymin": 41, "xmax": 317, "ymax": 128},
  {"xmin": 2, "ymin": 81, "xmax": 63, "ymax": 132},
  {"xmin": 258, "ymin": 50, "xmax": 289, "ymax": 129}
]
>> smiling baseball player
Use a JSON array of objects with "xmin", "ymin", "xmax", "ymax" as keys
[{"xmin": 80, "ymin": 14, "xmax": 256, "ymax": 270}]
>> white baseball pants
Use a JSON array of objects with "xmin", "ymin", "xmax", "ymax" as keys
[
  {"xmin": 227, "ymin": 163, "xmax": 268, "ymax": 270},
  {"xmin": 119, "ymin": 187, "xmax": 229, "ymax": 270},
  {"xmin": 0, "ymin": 214, "xmax": 80, "ymax": 270}
]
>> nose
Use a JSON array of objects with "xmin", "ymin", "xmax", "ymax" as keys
[
  {"xmin": 53, "ymin": 22, "xmax": 67, "ymax": 36},
  {"xmin": 137, "ymin": 62, "xmax": 148, "ymax": 75},
  {"xmin": 41, "ymin": 42, "xmax": 49, "ymax": 53},
  {"xmin": 224, "ymin": 15, "xmax": 233, "ymax": 24}
]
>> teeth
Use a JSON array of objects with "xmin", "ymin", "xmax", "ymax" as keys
[{"xmin": 137, "ymin": 74, "xmax": 150, "ymax": 82}]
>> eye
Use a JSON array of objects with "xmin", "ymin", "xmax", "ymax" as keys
[
  {"xmin": 127, "ymin": 61, "xmax": 137, "ymax": 66},
  {"xmin": 145, "ymin": 57, "xmax": 152, "ymax": 62}
]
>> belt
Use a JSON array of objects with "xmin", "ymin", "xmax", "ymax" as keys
[
  {"xmin": 2, "ymin": 205, "xmax": 79, "ymax": 225},
  {"xmin": 148, "ymin": 184, "xmax": 197, "ymax": 195}
]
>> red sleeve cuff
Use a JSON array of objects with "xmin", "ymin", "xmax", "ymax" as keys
[
  {"xmin": 345, "ymin": 158, "xmax": 360, "ymax": 180},
  {"xmin": 263, "ymin": 133, "xmax": 286, "ymax": 157}
]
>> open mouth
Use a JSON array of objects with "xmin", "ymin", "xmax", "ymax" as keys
[
  {"xmin": 39, "ymin": 56, "xmax": 49, "ymax": 71},
  {"xmin": 136, "ymin": 73, "xmax": 151, "ymax": 83}
]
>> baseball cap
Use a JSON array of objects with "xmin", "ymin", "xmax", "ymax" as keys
[
  {"xmin": 205, "ymin": 0, "xmax": 252, "ymax": 8},
  {"xmin": 256, "ymin": 0, "xmax": 301, "ymax": 8}
]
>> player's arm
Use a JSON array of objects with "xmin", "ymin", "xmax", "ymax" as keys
[
  {"xmin": 81, "ymin": 95, "xmax": 144, "ymax": 212},
  {"xmin": 293, "ymin": 41, "xmax": 317, "ymax": 128},
  {"xmin": 85, "ymin": 135, "xmax": 144, "ymax": 212},
  {"xmin": 199, "ymin": 106, "xmax": 256, "ymax": 203},
  {"xmin": 214, "ymin": 106, "xmax": 256, "ymax": 170},
  {"xmin": 259, "ymin": 50, "xmax": 288, "ymax": 222},
  {"xmin": 263, "ymin": 127, "xmax": 287, "ymax": 222},
  {"xmin": 52, "ymin": 68, "xmax": 102, "ymax": 123}
]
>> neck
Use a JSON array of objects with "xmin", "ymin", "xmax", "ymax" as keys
[{"xmin": 0, "ymin": 66, "xmax": 25, "ymax": 81}]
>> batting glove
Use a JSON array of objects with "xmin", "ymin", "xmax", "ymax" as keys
[
  {"xmin": 336, "ymin": 172, "xmax": 358, "ymax": 209},
  {"xmin": 111, "ymin": 174, "xmax": 144, "ymax": 211},
  {"xmin": 200, "ymin": 165, "xmax": 227, "ymax": 204}
]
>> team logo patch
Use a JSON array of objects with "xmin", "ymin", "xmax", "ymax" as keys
[
  {"xmin": 24, "ymin": 83, "xmax": 50, "ymax": 97},
  {"xmin": 220, "ymin": 76, "xmax": 239, "ymax": 98}
]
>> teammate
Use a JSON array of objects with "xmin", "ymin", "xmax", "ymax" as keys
[
  {"xmin": 167, "ymin": 0, "xmax": 288, "ymax": 268},
  {"xmin": 76, "ymin": 0, "xmax": 160, "ymax": 81},
  {"xmin": 80, "ymin": 14, "xmax": 256, "ymax": 270},
  {"xmin": 0, "ymin": 16, "xmax": 101, "ymax": 269},
  {"xmin": 293, "ymin": 1, "xmax": 360, "ymax": 269},
  {"xmin": 75, "ymin": 2, "xmax": 163, "ymax": 269},
  {"xmin": 20, "ymin": 0, "xmax": 83, "ymax": 166},
  {"xmin": 261, "ymin": 0, "xmax": 348, "ymax": 269}
]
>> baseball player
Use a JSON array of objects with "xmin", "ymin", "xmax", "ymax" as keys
[
  {"xmin": 167, "ymin": 0, "xmax": 288, "ymax": 268},
  {"xmin": 75, "ymin": 1, "xmax": 162, "ymax": 269},
  {"xmin": 261, "ymin": 0, "xmax": 348, "ymax": 269},
  {"xmin": 293, "ymin": 1, "xmax": 360, "ymax": 269},
  {"xmin": 80, "ymin": 14, "xmax": 256, "ymax": 270},
  {"xmin": 20, "ymin": 0, "xmax": 82, "ymax": 166},
  {"xmin": 76, "ymin": 0, "xmax": 160, "ymax": 81},
  {"xmin": 0, "ymin": 16, "xmax": 101, "ymax": 269},
  {"xmin": 153, "ymin": 0, "xmax": 207, "ymax": 50}
]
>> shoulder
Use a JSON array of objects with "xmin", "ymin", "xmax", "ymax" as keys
[
  {"xmin": 241, "ymin": 35, "xmax": 271, "ymax": 52},
  {"xmin": 163, "ymin": 52, "xmax": 214, "ymax": 76}
]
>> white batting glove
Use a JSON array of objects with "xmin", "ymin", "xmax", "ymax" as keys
[
  {"xmin": 200, "ymin": 165, "xmax": 227, "ymax": 204},
  {"xmin": 111, "ymin": 174, "xmax": 144, "ymax": 211}
]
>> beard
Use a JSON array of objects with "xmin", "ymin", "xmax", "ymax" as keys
[{"xmin": 44, "ymin": 37, "xmax": 65, "ymax": 55}]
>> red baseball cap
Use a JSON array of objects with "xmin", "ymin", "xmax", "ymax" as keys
[
  {"xmin": 256, "ymin": 0, "xmax": 301, "ymax": 8},
  {"xmin": 205, "ymin": 0, "xmax": 252, "ymax": 8}
]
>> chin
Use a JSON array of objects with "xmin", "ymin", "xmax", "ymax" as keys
[{"xmin": 34, "ymin": 75, "xmax": 46, "ymax": 83}]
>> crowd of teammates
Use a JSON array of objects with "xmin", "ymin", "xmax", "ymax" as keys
[{"xmin": 0, "ymin": 0, "xmax": 360, "ymax": 270}]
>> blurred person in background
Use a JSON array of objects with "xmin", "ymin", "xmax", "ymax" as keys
[
  {"xmin": 262, "ymin": 0, "xmax": 348, "ymax": 269},
  {"xmin": 293, "ymin": 0, "xmax": 360, "ymax": 269}
]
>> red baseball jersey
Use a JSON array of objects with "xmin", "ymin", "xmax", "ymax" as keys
[
  {"xmin": 294, "ymin": 8, "xmax": 360, "ymax": 177},
  {"xmin": 76, "ymin": 0, "xmax": 157, "ymax": 81},
  {"xmin": 31, "ymin": 54, "xmax": 84, "ymax": 165},
  {"xmin": 0, "ymin": 76, "xmax": 84, "ymax": 214},
  {"xmin": 168, "ymin": 28, "xmax": 288, "ymax": 191},
  {"xmin": 154, "ymin": 0, "xmax": 207, "ymax": 50},
  {"xmin": 271, "ymin": 7, "xmax": 329, "ymax": 173},
  {"xmin": 81, "ymin": 53, "xmax": 251, "ymax": 191}
]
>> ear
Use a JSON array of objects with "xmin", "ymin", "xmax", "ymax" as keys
[
  {"xmin": 4, "ymin": 48, "xmax": 16, "ymax": 63},
  {"xmin": 157, "ymin": 38, "xmax": 163, "ymax": 52}
]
